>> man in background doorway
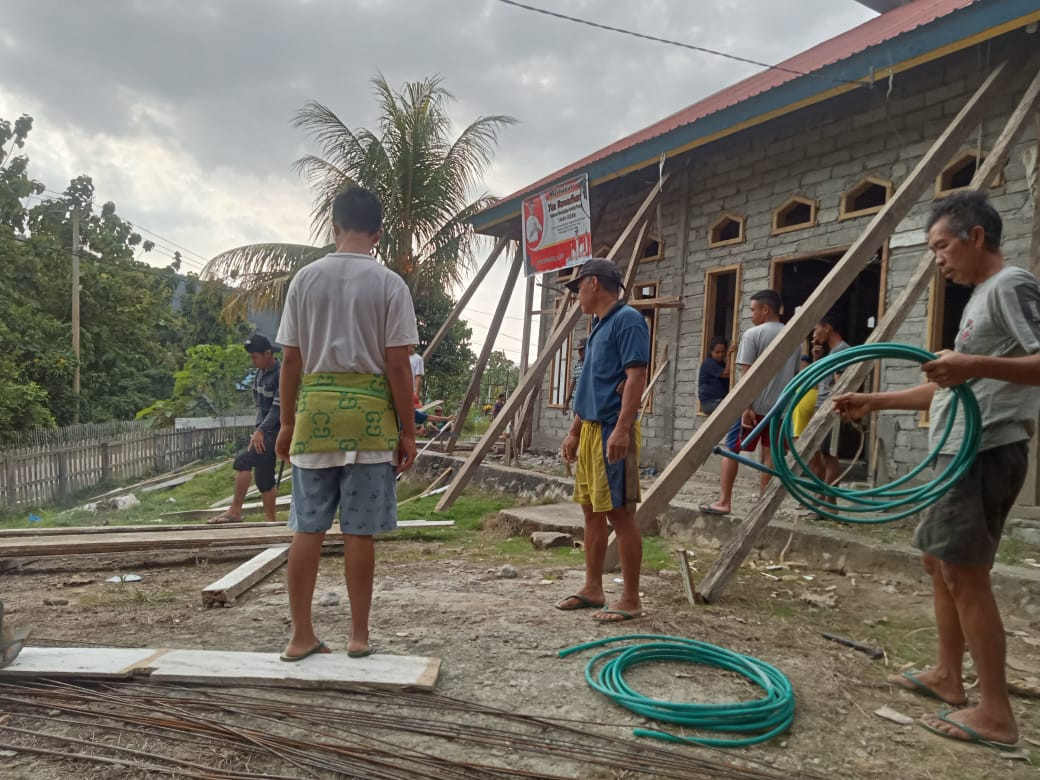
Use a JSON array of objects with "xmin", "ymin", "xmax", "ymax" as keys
[{"xmin": 700, "ymin": 290, "xmax": 800, "ymax": 515}]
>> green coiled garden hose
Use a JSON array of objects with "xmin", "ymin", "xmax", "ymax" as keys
[
  {"xmin": 558, "ymin": 634, "xmax": 795, "ymax": 747},
  {"xmin": 714, "ymin": 343, "xmax": 981, "ymax": 524}
]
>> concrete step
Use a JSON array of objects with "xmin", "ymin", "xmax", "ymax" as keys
[{"xmin": 493, "ymin": 503, "xmax": 585, "ymax": 537}]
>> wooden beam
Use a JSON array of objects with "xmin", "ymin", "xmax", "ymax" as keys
[
  {"xmin": 520, "ymin": 274, "xmax": 535, "ymax": 376},
  {"xmin": 628, "ymin": 295, "xmax": 683, "ymax": 310},
  {"xmin": 2, "ymin": 646, "xmax": 441, "ymax": 692},
  {"xmin": 640, "ymin": 352, "xmax": 670, "ymax": 415},
  {"xmin": 446, "ymin": 249, "xmax": 524, "ymax": 452},
  {"xmin": 435, "ymin": 174, "xmax": 670, "ymax": 510},
  {"xmin": 201, "ymin": 545, "xmax": 289, "ymax": 607},
  {"xmin": 0, "ymin": 521, "xmax": 286, "ymax": 537},
  {"xmin": 696, "ymin": 61, "xmax": 1040, "ymax": 604},
  {"xmin": 0, "ymin": 521, "xmax": 455, "ymax": 559},
  {"xmin": 634, "ymin": 60, "xmax": 1010, "ymax": 536},
  {"xmin": 423, "ymin": 237, "xmax": 510, "ymax": 362}
]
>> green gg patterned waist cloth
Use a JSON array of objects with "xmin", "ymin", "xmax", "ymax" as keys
[{"xmin": 290, "ymin": 372, "xmax": 399, "ymax": 455}]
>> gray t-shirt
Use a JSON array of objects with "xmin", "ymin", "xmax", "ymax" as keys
[
  {"xmin": 814, "ymin": 340, "xmax": 851, "ymax": 409},
  {"xmin": 929, "ymin": 265, "xmax": 1040, "ymax": 454},
  {"xmin": 736, "ymin": 321, "xmax": 802, "ymax": 415}
]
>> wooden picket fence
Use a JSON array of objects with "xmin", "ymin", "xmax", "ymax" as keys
[{"xmin": 0, "ymin": 420, "xmax": 253, "ymax": 509}]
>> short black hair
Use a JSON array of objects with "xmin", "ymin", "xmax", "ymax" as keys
[
  {"xmin": 750, "ymin": 289, "xmax": 782, "ymax": 315},
  {"xmin": 818, "ymin": 312, "xmax": 843, "ymax": 332},
  {"xmin": 332, "ymin": 187, "xmax": 382, "ymax": 235},
  {"xmin": 927, "ymin": 189, "xmax": 1002, "ymax": 251},
  {"xmin": 596, "ymin": 276, "xmax": 621, "ymax": 294},
  {"xmin": 709, "ymin": 336, "xmax": 728, "ymax": 350}
]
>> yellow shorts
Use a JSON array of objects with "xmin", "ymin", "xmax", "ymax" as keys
[
  {"xmin": 573, "ymin": 420, "xmax": 641, "ymax": 513},
  {"xmin": 791, "ymin": 388, "xmax": 818, "ymax": 437}
]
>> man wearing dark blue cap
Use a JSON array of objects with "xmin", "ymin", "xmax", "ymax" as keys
[
  {"xmin": 556, "ymin": 258, "xmax": 650, "ymax": 622},
  {"xmin": 209, "ymin": 334, "xmax": 281, "ymax": 524}
]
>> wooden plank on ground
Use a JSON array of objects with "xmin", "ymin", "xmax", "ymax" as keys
[
  {"xmin": 0, "ymin": 521, "xmax": 285, "ymax": 538},
  {"xmin": 0, "ymin": 520, "xmax": 455, "ymax": 558},
  {"xmin": 202, "ymin": 545, "xmax": 289, "ymax": 607},
  {"xmin": 0, "ymin": 646, "xmax": 441, "ymax": 691},
  {"xmin": 695, "ymin": 61, "xmax": 1040, "ymax": 604}
]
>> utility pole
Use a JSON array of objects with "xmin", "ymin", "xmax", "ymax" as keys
[{"xmin": 71, "ymin": 207, "xmax": 80, "ymax": 423}]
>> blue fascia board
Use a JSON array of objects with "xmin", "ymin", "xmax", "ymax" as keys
[{"xmin": 472, "ymin": 0, "xmax": 1037, "ymax": 232}]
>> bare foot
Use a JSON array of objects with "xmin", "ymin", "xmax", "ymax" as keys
[
  {"xmin": 921, "ymin": 705, "xmax": 1019, "ymax": 748},
  {"xmin": 888, "ymin": 668, "xmax": 967, "ymax": 706}
]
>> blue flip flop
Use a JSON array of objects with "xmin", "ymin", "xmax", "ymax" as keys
[
  {"xmin": 280, "ymin": 641, "xmax": 327, "ymax": 662},
  {"xmin": 699, "ymin": 504, "xmax": 729, "ymax": 516},
  {"xmin": 920, "ymin": 709, "xmax": 1020, "ymax": 752},
  {"xmin": 895, "ymin": 670, "xmax": 968, "ymax": 706}
]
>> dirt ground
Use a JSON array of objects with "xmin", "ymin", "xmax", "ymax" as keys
[{"xmin": 2, "ymin": 486, "xmax": 1039, "ymax": 779}]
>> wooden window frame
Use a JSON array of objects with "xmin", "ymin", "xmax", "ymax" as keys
[
  {"xmin": 839, "ymin": 176, "xmax": 893, "ymax": 220},
  {"xmin": 771, "ymin": 196, "xmax": 818, "ymax": 236},
  {"xmin": 934, "ymin": 148, "xmax": 1004, "ymax": 198},
  {"xmin": 699, "ymin": 264, "xmax": 743, "ymax": 415},
  {"xmin": 639, "ymin": 233, "xmax": 664, "ymax": 264},
  {"xmin": 708, "ymin": 213, "xmax": 746, "ymax": 248}
]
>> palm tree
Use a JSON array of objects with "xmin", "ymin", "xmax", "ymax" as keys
[{"xmin": 204, "ymin": 75, "xmax": 516, "ymax": 315}]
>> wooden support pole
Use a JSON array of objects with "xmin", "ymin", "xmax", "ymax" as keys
[
  {"xmin": 520, "ymin": 274, "xmax": 534, "ymax": 377},
  {"xmin": 446, "ymin": 249, "xmax": 524, "ymax": 452},
  {"xmin": 639, "ymin": 351, "xmax": 670, "ymax": 418},
  {"xmin": 633, "ymin": 61, "xmax": 1009, "ymax": 538},
  {"xmin": 695, "ymin": 61, "xmax": 1040, "ymax": 604},
  {"xmin": 422, "ymin": 237, "xmax": 510, "ymax": 362},
  {"xmin": 436, "ymin": 174, "xmax": 670, "ymax": 510}
]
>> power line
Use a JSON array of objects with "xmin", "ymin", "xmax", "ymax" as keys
[
  {"xmin": 492, "ymin": 0, "xmax": 870, "ymax": 87},
  {"xmin": 25, "ymin": 191, "xmax": 209, "ymax": 273}
]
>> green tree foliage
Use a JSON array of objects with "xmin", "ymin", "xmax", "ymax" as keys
[
  {"xmin": 204, "ymin": 75, "xmax": 514, "ymax": 403},
  {"xmin": 137, "ymin": 343, "xmax": 252, "ymax": 427},
  {"xmin": 414, "ymin": 288, "xmax": 476, "ymax": 405},
  {"xmin": 481, "ymin": 351, "xmax": 519, "ymax": 407},
  {"xmin": 0, "ymin": 114, "xmax": 249, "ymax": 434}
]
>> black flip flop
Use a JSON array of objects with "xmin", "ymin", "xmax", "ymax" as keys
[{"xmin": 556, "ymin": 594, "xmax": 605, "ymax": 611}]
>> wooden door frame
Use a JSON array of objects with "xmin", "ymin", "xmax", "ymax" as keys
[{"xmin": 700, "ymin": 264, "xmax": 743, "ymax": 391}]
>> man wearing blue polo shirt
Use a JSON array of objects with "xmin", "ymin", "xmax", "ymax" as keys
[{"xmin": 556, "ymin": 259, "xmax": 650, "ymax": 622}]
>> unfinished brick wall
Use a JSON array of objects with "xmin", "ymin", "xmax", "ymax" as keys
[{"xmin": 530, "ymin": 34, "xmax": 1040, "ymax": 484}]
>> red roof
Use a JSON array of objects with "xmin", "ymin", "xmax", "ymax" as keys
[{"xmin": 489, "ymin": 0, "xmax": 974, "ymax": 211}]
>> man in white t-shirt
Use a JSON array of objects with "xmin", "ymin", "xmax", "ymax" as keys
[
  {"xmin": 701, "ymin": 289, "xmax": 800, "ymax": 515},
  {"xmin": 275, "ymin": 187, "xmax": 418, "ymax": 662},
  {"xmin": 408, "ymin": 345, "xmax": 425, "ymax": 399}
]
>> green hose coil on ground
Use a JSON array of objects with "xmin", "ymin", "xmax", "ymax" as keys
[
  {"xmin": 558, "ymin": 634, "xmax": 795, "ymax": 748},
  {"xmin": 724, "ymin": 342, "xmax": 981, "ymax": 524}
]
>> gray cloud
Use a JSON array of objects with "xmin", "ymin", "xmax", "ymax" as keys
[{"xmin": 1, "ymin": 0, "xmax": 876, "ymax": 356}]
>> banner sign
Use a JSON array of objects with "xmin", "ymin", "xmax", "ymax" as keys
[{"xmin": 521, "ymin": 173, "xmax": 592, "ymax": 276}]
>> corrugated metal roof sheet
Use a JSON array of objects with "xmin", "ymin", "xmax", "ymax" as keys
[{"xmin": 477, "ymin": 0, "xmax": 978, "ymax": 223}]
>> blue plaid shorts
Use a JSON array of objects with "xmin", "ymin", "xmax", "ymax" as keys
[{"xmin": 288, "ymin": 462, "xmax": 398, "ymax": 536}]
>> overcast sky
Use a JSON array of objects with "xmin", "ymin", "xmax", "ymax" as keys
[{"xmin": 1, "ymin": 0, "xmax": 876, "ymax": 362}]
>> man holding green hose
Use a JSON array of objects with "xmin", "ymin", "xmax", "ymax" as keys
[{"xmin": 835, "ymin": 190, "xmax": 1040, "ymax": 751}]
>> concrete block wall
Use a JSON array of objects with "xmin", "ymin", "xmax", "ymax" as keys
[{"xmin": 529, "ymin": 36, "xmax": 1039, "ymax": 482}]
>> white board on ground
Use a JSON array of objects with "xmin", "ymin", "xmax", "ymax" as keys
[
  {"xmin": 0, "ymin": 646, "xmax": 441, "ymax": 692},
  {"xmin": 0, "ymin": 647, "xmax": 165, "ymax": 678},
  {"xmin": 152, "ymin": 648, "xmax": 440, "ymax": 691}
]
